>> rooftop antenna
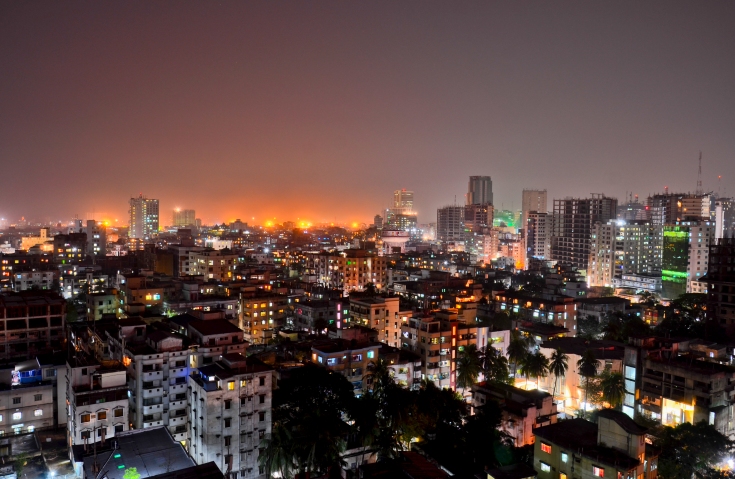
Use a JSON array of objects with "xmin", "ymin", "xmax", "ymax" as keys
[{"xmin": 696, "ymin": 151, "xmax": 703, "ymax": 195}]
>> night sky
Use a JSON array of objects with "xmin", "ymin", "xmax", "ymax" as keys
[{"xmin": 1, "ymin": 1, "xmax": 734, "ymax": 225}]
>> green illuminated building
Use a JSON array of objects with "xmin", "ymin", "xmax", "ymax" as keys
[{"xmin": 661, "ymin": 226, "xmax": 689, "ymax": 299}]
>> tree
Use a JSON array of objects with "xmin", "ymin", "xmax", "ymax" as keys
[
  {"xmin": 506, "ymin": 330, "xmax": 530, "ymax": 380},
  {"xmin": 578, "ymin": 315, "xmax": 604, "ymax": 339},
  {"xmin": 548, "ymin": 347, "xmax": 569, "ymax": 399},
  {"xmin": 456, "ymin": 344, "xmax": 482, "ymax": 390},
  {"xmin": 260, "ymin": 364, "xmax": 355, "ymax": 478},
  {"xmin": 364, "ymin": 358, "xmax": 393, "ymax": 399},
  {"xmin": 655, "ymin": 421, "xmax": 734, "ymax": 479},
  {"xmin": 599, "ymin": 369, "xmax": 625, "ymax": 409},
  {"xmin": 364, "ymin": 282, "xmax": 378, "ymax": 296},
  {"xmin": 638, "ymin": 290, "xmax": 659, "ymax": 308},
  {"xmin": 312, "ymin": 317, "xmax": 329, "ymax": 336},
  {"xmin": 577, "ymin": 349, "xmax": 598, "ymax": 418},
  {"xmin": 479, "ymin": 343, "xmax": 511, "ymax": 384},
  {"xmin": 519, "ymin": 351, "xmax": 549, "ymax": 390}
]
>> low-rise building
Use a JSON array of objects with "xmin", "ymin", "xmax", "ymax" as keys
[
  {"xmin": 472, "ymin": 381, "xmax": 557, "ymax": 447},
  {"xmin": 240, "ymin": 292, "xmax": 289, "ymax": 344},
  {"xmin": 349, "ymin": 297, "xmax": 410, "ymax": 348},
  {"xmin": 533, "ymin": 410, "xmax": 657, "ymax": 479},
  {"xmin": 310, "ymin": 339, "xmax": 381, "ymax": 395},
  {"xmin": 0, "ymin": 359, "xmax": 55, "ymax": 436},
  {"xmin": 0, "ymin": 292, "xmax": 66, "ymax": 361},
  {"xmin": 66, "ymin": 355, "xmax": 129, "ymax": 448}
]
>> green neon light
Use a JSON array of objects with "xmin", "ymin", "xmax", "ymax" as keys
[
  {"xmin": 663, "ymin": 230, "xmax": 688, "ymax": 238},
  {"xmin": 662, "ymin": 270, "xmax": 688, "ymax": 278},
  {"xmin": 118, "ymin": 465, "xmax": 125, "ymax": 469},
  {"xmin": 114, "ymin": 454, "xmax": 121, "ymax": 459}
]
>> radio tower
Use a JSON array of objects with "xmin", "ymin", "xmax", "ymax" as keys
[{"xmin": 696, "ymin": 151, "xmax": 703, "ymax": 195}]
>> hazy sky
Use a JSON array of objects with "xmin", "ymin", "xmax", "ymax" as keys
[{"xmin": 1, "ymin": 1, "xmax": 734, "ymax": 225}]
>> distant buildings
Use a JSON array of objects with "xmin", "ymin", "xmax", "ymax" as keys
[
  {"xmin": 588, "ymin": 220, "xmax": 656, "ymax": 288},
  {"xmin": 436, "ymin": 205, "xmax": 465, "ymax": 244},
  {"xmin": 526, "ymin": 212, "xmax": 550, "ymax": 260},
  {"xmin": 467, "ymin": 176, "xmax": 493, "ymax": 206},
  {"xmin": 172, "ymin": 209, "xmax": 196, "ymax": 228},
  {"xmin": 129, "ymin": 194, "xmax": 160, "ymax": 240},
  {"xmin": 0, "ymin": 292, "xmax": 65, "ymax": 361},
  {"xmin": 521, "ymin": 189, "xmax": 547, "ymax": 234},
  {"xmin": 661, "ymin": 220, "xmax": 714, "ymax": 299},
  {"xmin": 705, "ymin": 237, "xmax": 735, "ymax": 327}
]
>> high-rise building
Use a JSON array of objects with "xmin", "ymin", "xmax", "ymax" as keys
[
  {"xmin": 373, "ymin": 214, "xmax": 384, "ymax": 229},
  {"xmin": 129, "ymin": 194, "xmax": 159, "ymax": 240},
  {"xmin": 437, "ymin": 205, "xmax": 466, "ymax": 243},
  {"xmin": 661, "ymin": 220, "xmax": 714, "ymax": 299},
  {"xmin": 705, "ymin": 237, "xmax": 735, "ymax": 327},
  {"xmin": 550, "ymin": 195, "xmax": 618, "ymax": 271},
  {"xmin": 714, "ymin": 198, "xmax": 735, "ymax": 239},
  {"xmin": 172, "ymin": 209, "xmax": 196, "ymax": 228},
  {"xmin": 393, "ymin": 189, "xmax": 414, "ymax": 213},
  {"xmin": 467, "ymin": 176, "xmax": 493, "ymax": 206},
  {"xmin": 588, "ymin": 220, "xmax": 656, "ymax": 287},
  {"xmin": 521, "ymin": 189, "xmax": 547, "ymax": 232},
  {"xmin": 85, "ymin": 220, "xmax": 106, "ymax": 257},
  {"xmin": 464, "ymin": 203, "xmax": 494, "ymax": 232},
  {"xmin": 526, "ymin": 212, "xmax": 550, "ymax": 259}
]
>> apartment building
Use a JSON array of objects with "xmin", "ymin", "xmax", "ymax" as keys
[
  {"xmin": 310, "ymin": 339, "xmax": 381, "ymax": 395},
  {"xmin": 471, "ymin": 381, "xmax": 557, "ymax": 447},
  {"xmin": 118, "ymin": 274, "xmax": 164, "ymax": 312},
  {"xmin": 53, "ymin": 232, "xmax": 87, "ymax": 265},
  {"xmin": 550, "ymin": 195, "xmax": 617, "ymax": 271},
  {"xmin": 349, "ymin": 297, "xmax": 410, "ymax": 348},
  {"xmin": 588, "ymin": 220, "xmax": 656, "ymax": 287},
  {"xmin": 494, "ymin": 291, "xmax": 578, "ymax": 336},
  {"xmin": 188, "ymin": 249, "xmax": 239, "ymax": 282},
  {"xmin": 66, "ymin": 354, "xmax": 129, "ymax": 448},
  {"xmin": 0, "ymin": 360, "xmax": 55, "ymax": 436},
  {"xmin": 705, "ymin": 237, "xmax": 735, "ymax": 327},
  {"xmin": 661, "ymin": 221, "xmax": 714, "ymax": 299},
  {"xmin": 0, "ymin": 292, "xmax": 65, "ymax": 361},
  {"xmin": 240, "ymin": 292, "xmax": 289, "ymax": 344},
  {"xmin": 400, "ymin": 309, "xmax": 490, "ymax": 390},
  {"xmin": 293, "ymin": 299, "xmax": 346, "ymax": 332},
  {"xmin": 533, "ymin": 410, "xmax": 658, "ymax": 479},
  {"xmin": 306, "ymin": 249, "xmax": 387, "ymax": 293},
  {"xmin": 86, "ymin": 289, "xmax": 119, "ymax": 321},
  {"xmin": 11, "ymin": 270, "xmax": 56, "ymax": 292},
  {"xmin": 623, "ymin": 336, "xmax": 735, "ymax": 437},
  {"xmin": 188, "ymin": 353, "xmax": 273, "ymax": 479},
  {"xmin": 526, "ymin": 211, "xmax": 551, "ymax": 260},
  {"xmin": 185, "ymin": 318, "xmax": 248, "ymax": 370}
]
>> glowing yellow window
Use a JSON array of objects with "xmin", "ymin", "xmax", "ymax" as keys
[
  {"xmin": 227, "ymin": 381, "xmax": 235, "ymax": 391},
  {"xmin": 240, "ymin": 380, "xmax": 247, "ymax": 387}
]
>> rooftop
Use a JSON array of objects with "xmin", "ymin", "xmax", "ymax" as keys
[
  {"xmin": 541, "ymin": 337, "xmax": 626, "ymax": 359},
  {"xmin": 188, "ymin": 318, "xmax": 242, "ymax": 336}
]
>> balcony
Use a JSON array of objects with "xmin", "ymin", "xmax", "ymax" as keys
[
  {"xmin": 169, "ymin": 367, "xmax": 188, "ymax": 377},
  {"xmin": 143, "ymin": 370, "xmax": 163, "ymax": 381},
  {"xmin": 169, "ymin": 415, "xmax": 187, "ymax": 426},
  {"xmin": 143, "ymin": 419, "xmax": 164, "ymax": 428},
  {"xmin": 168, "ymin": 399, "xmax": 186, "ymax": 409},
  {"xmin": 142, "ymin": 404, "xmax": 163, "ymax": 415},
  {"xmin": 142, "ymin": 387, "xmax": 164, "ymax": 399}
]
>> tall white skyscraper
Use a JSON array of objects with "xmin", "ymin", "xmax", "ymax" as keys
[
  {"xmin": 129, "ymin": 194, "xmax": 159, "ymax": 239},
  {"xmin": 467, "ymin": 176, "xmax": 493, "ymax": 205}
]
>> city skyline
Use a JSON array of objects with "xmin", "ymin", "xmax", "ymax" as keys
[{"xmin": 2, "ymin": 1, "xmax": 735, "ymax": 223}]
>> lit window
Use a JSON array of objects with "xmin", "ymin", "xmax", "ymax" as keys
[
  {"xmin": 560, "ymin": 474, "xmax": 567, "ymax": 479},
  {"xmin": 593, "ymin": 467, "xmax": 604, "ymax": 477},
  {"xmin": 541, "ymin": 463, "xmax": 551, "ymax": 472},
  {"xmin": 228, "ymin": 381, "xmax": 235, "ymax": 391},
  {"xmin": 367, "ymin": 350, "xmax": 375, "ymax": 359},
  {"xmin": 561, "ymin": 452, "xmax": 568, "ymax": 463},
  {"xmin": 240, "ymin": 379, "xmax": 247, "ymax": 387},
  {"xmin": 34, "ymin": 409, "xmax": 43, "ymax": 417},
  {"xmin": 541, "ymin": 443, "xmax": 552, "ymax": 454},
  {"xmin": 12, "ymin": 412, "xmax": 21, "ymax": 421},
  {"xmin": 81, "ymin": 414, "xmax": 90, "ymax": 423}
]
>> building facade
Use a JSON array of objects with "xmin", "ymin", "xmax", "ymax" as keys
[{"xmin": 129, "ymin": 194, "xmax": 160, "ymax": 240}]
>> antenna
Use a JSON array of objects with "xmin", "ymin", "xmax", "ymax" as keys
[{"xmin": 696, "ymin": 151, "xmax": 703, "ymax": 195}]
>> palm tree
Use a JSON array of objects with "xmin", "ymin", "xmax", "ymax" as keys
[
  {"xmin": 259, "ymin": 424, "xmax": 296, "ymax": 479},
  {"xmin": 479, "ymin": 343, "xmax": 511, "ymax": 384},
  {"xmin": 577, "ymin": 349, "xmax": 599, "ymax": 418},
  {"xmin": 506, "ymin": 330, "xmax": 530, "ymax": 380},
  {"xmin": 456, "ymin": 344, "xmax": 482, "ymax": 390},
  {"xmin": 364, "ymin": 358, "xmax": 393, "ymax": 399},
  {"xmin": 600, "ymin": 370, "xmax": 625, "ymax": 409},
  {"xmin": 548, "ymin": 347, "xmax": 569, "ymax": 399},
  {"xmin": 519, "ymin": 351, "xmax": 549, "ymax": 390}
]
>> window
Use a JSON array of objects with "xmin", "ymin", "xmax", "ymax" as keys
[
  {"xmin": 541, "ymin": 463, "xmax": 551, "ymax": 473},
  {"xmin": 240, "ymin": 379, "xmax": 247, "ymax": 387},
  {"xmin": 560, "ymin": 474, "xmax": 567, "ymax": 479},
  {"xmin": 12, "ymin": 412, "xmax": 21, "ymax": 421},
  {"xmin": 97, "ymin": 411, "xmax": 107, "ymax": 420},
  {"xmin": 541, "ymin": 443, "xmax": 552, "ymax": 454},
  {"xmin": 228, "ymin": 381, "xmax": 235, "ymax": 391},
  {"xmin": 241, "ymin": 397, "xmax": 247, "ymax": 406},
  {"xmin": 593, "ymin": 466, "xmax": 605, "ymax": 477},
  {"xmin": 259, "ymin": 376, "xmax": 265, "ymax": 386},
  {"xmin": 561, "ymin": 452, "xmax": 568, "ymax": 463},
  {"xmin": 225, "ymin": 400, "xmax": 232, "ymax": 410},
  {"xmin": 97, "ymin": 428, "xmax": 106, "ymax": 437},
  {"xmin": 224, "ymin": 436, "xmax": 231, "ymax": 446},
  {"xmin": 34, "ymin": 394, "xmax": 43, "ymax": 401},
  {"xmin": 367, "ymin": 350, "xmax": 375, "ymax": 359},
  {"xmin": 259, "ymin": 394, "xmax": 265, "ymax": 404},
  {"xmin": 81, "ymin": 414, "xmax": 91, "ymax": 423},
  {"xmin": 81, "ymin": 431, "xmax": 91, "ymax": 439},
  {"xmin": 81, "ymin": 368, "xmax": 88, "ymax": 376},
  {"xmin": 115, "ymin": 424, "xmax": 124, "ymax": 433},
  {"xmin": 12, "ymin": 397, "xmax": 20, "ymax": 405},
  {"xmin": 34, "ymin": 409, "xmax": 43, "ymax": 417},
  {"xmin": 114, "ymin": 408, "xmax": 124, "ymax": 417},
  {"xmin": 224, "ymin": 418, "xmax": 231, "ymax": 427},
  {"xmin": 259, "ymin": 412, "xmax": 265, "ymax": 422}
]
